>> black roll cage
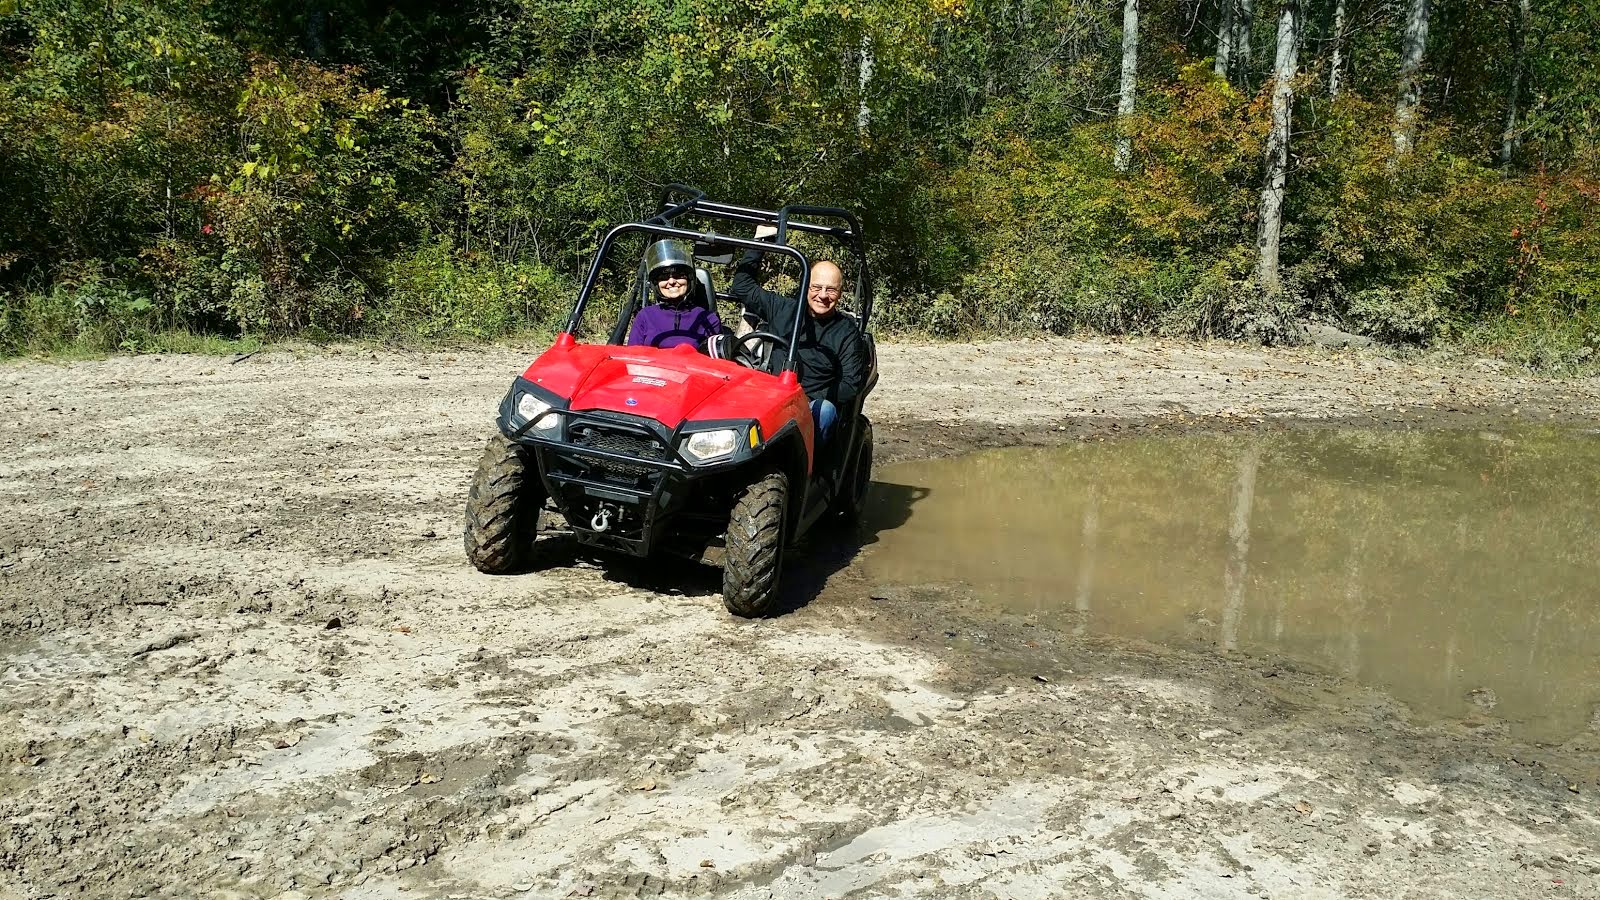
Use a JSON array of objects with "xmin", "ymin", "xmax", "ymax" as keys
[{"xmin": 561, "ymin": 185, "xmax": 873, "ymax": 372}]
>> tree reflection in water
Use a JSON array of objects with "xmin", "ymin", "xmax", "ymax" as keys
[{"xmin": 861, "ymin": 427, "xmax": 1600, "ymax": 743}]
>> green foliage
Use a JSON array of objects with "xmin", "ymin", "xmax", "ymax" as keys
[
  {"xmin": 379, "ymin": 240, "xmax": 575, "ymax": 341},
  {"xmin": 0, "ymin": 0, "xmax": 1597, "ymax": 369}
]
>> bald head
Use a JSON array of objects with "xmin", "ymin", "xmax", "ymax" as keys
[{"xmin": 806, "ymin": 261, "xmax": 845, "ymax": 318}]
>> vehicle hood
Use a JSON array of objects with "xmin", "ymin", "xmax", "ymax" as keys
[{"xmin": 522, "ymin": 342, "xmax": 783, "ymax": 428}]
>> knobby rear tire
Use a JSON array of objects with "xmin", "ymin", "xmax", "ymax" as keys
[
  {"xmin": 839, "ymin": 416, "xmax": 873, "ymax": 523},
  {"xmin": 721, "ymin": 471, "xmax": 788, "ymax": 617},
  {"xmin": 463, "ymin": 433, "xmax": 545, "ymax": 574}
]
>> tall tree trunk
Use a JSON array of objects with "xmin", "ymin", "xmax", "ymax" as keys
[
  {"xmin": 1115, "ymin": 0, "xmax": 1139, "ymax": 172},
  {"xmin": 857, "ymin": 35, "xmax": 874, "ymax": 136},
  {"xmin": 1234, "ymin": 0, "xmax": 1255, "ymax": 88},
  {"xmin": 1392, "ymin": 0, "xmax": 1430, "ymax": 156},
  {"xmin": 1255, "ymin": 0, "xmax": 1299, "ymax": 295},
  {"xmin": 1500, "ymin": 0, "xmax": 1530, "ymax": 166},
  {"xmin": 1214, "ymin": 0, "xmax": 1236, "ymax": 78},
  {"xmin": 304, "ymin": 1, "xmax": 328, "ymax": 60},
  {"xmin": 1328, "ymin": 0, "xmax": 1347, "ymax": 98}
]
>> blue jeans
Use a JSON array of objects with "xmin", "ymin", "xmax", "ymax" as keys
[{"xmin": 810, "ymin": 398, "xmax": 839, "ymax": 447}]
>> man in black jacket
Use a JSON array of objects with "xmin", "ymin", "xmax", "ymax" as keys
[{"xmin": 731, "ymin": 225, "xmax": 869, "ymax": 449}]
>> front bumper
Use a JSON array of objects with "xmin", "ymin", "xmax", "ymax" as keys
[{"xmin": 495, "ymin": 378, "xmax": 743, "ymax": 557}]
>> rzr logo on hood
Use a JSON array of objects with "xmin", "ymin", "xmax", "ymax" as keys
[{"xmin": 631, "ymin": 376, "xmax": 668, "ymax": 387}]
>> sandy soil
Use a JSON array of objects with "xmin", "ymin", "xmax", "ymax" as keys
[{"xmin": 3, "ymin": 337, "xmax": 1599, "ymax": 899}]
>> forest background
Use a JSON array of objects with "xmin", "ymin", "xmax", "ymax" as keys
[{"xmin": 1, "ymin": 0, "xmax": 1597, "ymax": 369}]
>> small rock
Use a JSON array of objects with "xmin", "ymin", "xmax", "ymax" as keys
[
  {"xmin": 511, "ymin": 883, "xmax": 532, "ymax": 893},
  {"xmin": 1159, "ymin": 802, "xmax": 1184, "ymax": 820},
  {"xmin": 1302, "ymin": 323, "xmax": 1377, "ymax": 349},
  {"xmin": 631, "ymin": 777, "xmax": 660, "ymax": 792},
  {"xmin": 418, "ymin": 772, "xmax": 441, "ymax": 785},
  {"xmin": 699, "ymin": 859, "xmax": 715, "ymax": 868}
]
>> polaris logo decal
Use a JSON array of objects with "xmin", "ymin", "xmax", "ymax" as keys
[
  {"xmin": 626, "ymin": 398, "xmax": 638, "ymax": 406},
  {"xmin": 631, "ymin": 376, "xmax": 667, "ymax": 387}
]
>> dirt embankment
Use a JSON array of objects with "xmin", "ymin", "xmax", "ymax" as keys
[{"xmin": 2, "ymin": 338, "xmax": 1599, "ymax": 899}]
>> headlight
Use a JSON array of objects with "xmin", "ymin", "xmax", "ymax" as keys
[
  {"xmin": 683, "ymin": 428, "xmax": 740, "ymax": 462},
  {"xmin": 516, "ymin": 392, "xmax": 561, "ymax": 432}
]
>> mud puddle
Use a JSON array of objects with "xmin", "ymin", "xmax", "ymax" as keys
[{"xmin": 858, "ymin": 426, "xmax": 1600, "ymax": 743}]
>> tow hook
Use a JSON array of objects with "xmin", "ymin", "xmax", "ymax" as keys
[{"xmin": 591, "ymin": 505, "xmax": 615, "ymax": 533}]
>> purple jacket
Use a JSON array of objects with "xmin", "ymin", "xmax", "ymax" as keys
[{"xmin": 627, "ymin": 303, "xmax": 722, "ymax": 349}]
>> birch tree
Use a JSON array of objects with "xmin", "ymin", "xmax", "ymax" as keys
[
  {"xmin": 1392, "ymin": 0, "xmax": 1430, "ymax": 156},
  {"xmin": 857, "ymin": 35, "xmax": 874, "ymax": 137},
  {"xmin": 1214, "ymin": 0, "xmax": 1236, "ymax": 78},
  {"xmin": 1328, "ymin": 0, "xmax": 1347, "ymax": 98},
  {"xmin": 1255, "ymin": 0, "xmax": 1300, "ymax": 294},
  {"xmin": 1500, "ymin": 0, "xmax": 1530, "ymax": 166},
  {"xmin": 1234, "ymin": 0, "xmax": 1255, "ymax": 88},
  {"xmin": 1115, "ymin": 0, "xmax": 1139, "ymax": 171}
]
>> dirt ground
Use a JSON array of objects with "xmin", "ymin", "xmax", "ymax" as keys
[{"xmin": 3, "ymin": 337, "xmax": 1600, "ymax": 899}]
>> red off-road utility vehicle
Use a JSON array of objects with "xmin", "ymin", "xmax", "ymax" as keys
[{"xmin": 462, "ymin": 187, "xmax": 877, "ymax": 616}]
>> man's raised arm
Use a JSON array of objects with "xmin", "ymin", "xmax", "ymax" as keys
[{"xmin": 730, "ymin": 228, "xmax": 792, "ymax": 326}]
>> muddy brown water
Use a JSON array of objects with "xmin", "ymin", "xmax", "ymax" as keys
[{"xmin": 859, "ymin": 426, "xmax": 1600, "ymax": 743}]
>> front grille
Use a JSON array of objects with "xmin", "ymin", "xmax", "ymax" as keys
[
  {"xmin": 572, "ymin": 428, "xmax": 663, "ymax": 460},
  {"xmin": 568, "ymin": 425, "xmax": 667, "ymax": 480}
]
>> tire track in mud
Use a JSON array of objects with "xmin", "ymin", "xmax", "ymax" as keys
[{"xmin": 3, "ymin": 343, "xmax": 1600, "ymax": 898}]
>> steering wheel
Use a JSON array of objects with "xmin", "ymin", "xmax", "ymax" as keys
[{"xmin": 736, "ymin": 330, "xmax": 791, "ymax": 373}]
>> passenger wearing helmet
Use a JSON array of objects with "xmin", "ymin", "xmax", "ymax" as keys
[{"xmin": 627, "ymin": 239, "xmax": 723, "ymax": 350}]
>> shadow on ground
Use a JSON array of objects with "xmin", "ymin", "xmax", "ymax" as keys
[
  {"xmin": 773, "ymin": 480, "xmax": 930, "ymax": 615},
  {"xmin": 511, "ymin": 480, "xmax": 930, "ymax": 616}
]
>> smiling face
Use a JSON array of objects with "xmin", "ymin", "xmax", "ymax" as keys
[
  {"xmin": 807, "ymin": 261, "xmax": 844, "ymax": 318},
  {"xmin": 654, "ymin": 266, "xmax": 692, "ymax": 302}
]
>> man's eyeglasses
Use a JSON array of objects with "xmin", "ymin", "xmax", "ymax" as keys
[{"xmin": 808, "ymin": 285, "xmax": 842, "ymax": 297}]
